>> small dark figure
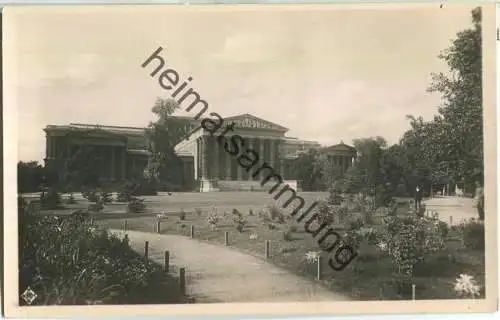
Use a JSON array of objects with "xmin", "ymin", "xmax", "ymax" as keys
[
  {"xmin": 474, "ymin": 181, "xmax": 484, "ymax": 221},
  {"xmin": 167, "ymin": 192, "xmax": 172, "ymax": 196},
  {"xmin": 414, "ymin": 185, "xmax": 423, "ymax": 213}
]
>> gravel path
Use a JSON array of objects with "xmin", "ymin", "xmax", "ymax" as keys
[
  {"xmin": 109, "ymin": 229, "xmax": 349, "ymax": 303},
  {"xmin": 423, "ymin": 196, "xmax": 478, "ymax": 225}
]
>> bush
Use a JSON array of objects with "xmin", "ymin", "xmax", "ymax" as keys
[
  {"xmin": 179, "ymin": 209, "xmax": 186, "ymax": 221},
  {"xmin": 459, "ymin": 220, "xmax": 484, "ymax": 250},
  {"xmin": 116, "ymin": 190, "xmax": 132, "ymax": 203},
  {"xmin": 40, "ymin": 188, "xmax": 63, "ymax": 210},
  {"xmin": 195, "ymin": 208, "xmax": 202, "ymax": 217},
  {"xmin": 119, "ymin": 180, "xmax": 158, "ymax": 198},
  {"xmin": 232, "ymin": 209, "xmax": 247, "ymax": 233},
  {"xmin": 82, "ymin": 190, "xmax": 99, "ymax": 203},
  {"xmin": 316, "ymin": 201, "xmax": 335, "ymax": 225},
  {"xmin": 66, "ymin": 193, "xmax": 77, "ymax": 205},
  {"xmin": 438, "ymin": 220, "xmax": 449, "ymax": 238},
  {"xmin": 380, "ymin": 214, "xmax": 446, "ymax": 278},
  {"xmin": 88, "ymin": 202, "xmax": 104, "ymax": 213},
  {"xmin": 127, "ymin": 197, "xmax": 146, "ymax": 214},
  {"xmin": 266, "ymin": 205, "xmax": 285, "ymax": 223},
  {"xmin": 18, "ymin": 209, "xmax": 185, "ymax": 305},
  {"xmin": 283, "ymin": 230, "xmax": 293, "ymax": 241}
]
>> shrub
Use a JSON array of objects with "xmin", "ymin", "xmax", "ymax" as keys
[
  {"xmin": 315, "ymin": 201, "xmax": 334, "ymax": 225},
  {"xmin": 82, "ymin": 190, "xmax": 99, "ymax": 203},
  {"xmin": 100, "ymin": 191, "xmax": 113, "ymax": 204},
  {"xmin": 206, "ymin": 211, "xmax": 220, "ymax": 231},
  {"xmin": 195, "ymin": 208, "xmax": 202, "ymax": 217},
  {"xmin": 66, "ymin": 193, "xmax": 77, "ymax": 205},
  {"xmin": 283, "ymin": 230, "xmax": 293, "ymax": 241},
  {"xmin": 438, "ymin": 220, "xmax": 449, "ymax": 238},
  {"xmin": 119, "ymin": 180, "xmax": 158, "ymax": 197},
  {"xmin": 116, "ymin": 191, "xmax": 132, "ymax": 203},
  {"xmin": 248, "ymin": 209, "xmax": 254, "ymax": 216},
  {"xmin": 381, "ymin": 214, "xmax": 446, "ymax": 279},
  {"xmin": 18, "ymin": 209, "xmax": 184, "ymax": 305},
  {"xmin": 88, "ymin": 202, "xmax": 104, "ymax": 213},
  {"xmin": 232, "ymin": 209, "xmax": 247, "ymax": 233},
  {"xmin": 267, "ymin": 205, "xmax": 285, "ymax": 223},
  {"xmin": 266, "ymin": 223, "xmax": 277, "ymax": 230},
  {"xmin": 40, "ymin": 188, "xmax": 63, "ymax": 210},
  {"xmin": 127, "ymin": 197, "xmax": 146, "ymax": 213},
  {"xmin": 179, "ymin": 209, "xmax": 186, "ymax": 221},
  {"xmin": 458, "ymin": 220, "xmax": 484, "ymax": 250}
]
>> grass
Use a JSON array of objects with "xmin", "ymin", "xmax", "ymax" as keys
[
  {"xmin": 95, "ymin": 202, "xmax": 485, "ymax": 301},
  {"xmin": 30, "ymin": 191, "xmax": 484, "ymax": 301}
]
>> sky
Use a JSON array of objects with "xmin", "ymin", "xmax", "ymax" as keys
[{"xmin": 5, "ymin": 4, "xmax": 478, "ymax": 162}]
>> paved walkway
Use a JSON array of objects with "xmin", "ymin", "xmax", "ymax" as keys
[
  {"xmin": 109, "ymin": 229, "xmax": 349, "ymax": 303},
  {"xmin": 423, "ymin": 196, "xmax": 478, "ymax": 226}
]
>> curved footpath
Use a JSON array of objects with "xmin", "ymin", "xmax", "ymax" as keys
[{"xmin": 109, "ymin": 229, "xmax": 349, "ymax": 303}]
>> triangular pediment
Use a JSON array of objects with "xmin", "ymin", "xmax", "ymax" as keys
[
  {"xmin": 323, "ymin": 143, "xmax": 356, "ymax": 153},
  {"xmin": 224, "ymin": 113, "xmax": 288, "ymax": 132}
]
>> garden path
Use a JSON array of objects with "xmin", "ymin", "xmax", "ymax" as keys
[
  {"xmin": 423, "ymin": 196, "xmax": 477, "ymax": 225},
  {"xmin": 109, "ymin": 229, "xmax": 349, "ymax": 303}
]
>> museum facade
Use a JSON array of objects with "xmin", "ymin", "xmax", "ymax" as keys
[{"xmin": 44, "ymin": 113, "xmax": 356, "ymax": 192}]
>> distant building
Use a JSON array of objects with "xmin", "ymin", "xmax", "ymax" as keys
[
  {"xmin": 319, "ymin": 141, "xmax": 357, "ymax": 176},
  {"xmin": 44, "ymin": 113, "xmax": 325, "ymax": 192}
]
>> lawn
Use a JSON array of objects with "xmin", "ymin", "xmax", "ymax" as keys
[{"xmin": 91, "ymin": 193, "xmax": 485, "ymax": 301}]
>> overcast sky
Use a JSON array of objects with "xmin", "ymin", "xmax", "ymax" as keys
[{"xmin": 5, "ymin": 4, "xmax": 477, "ymax": 162}]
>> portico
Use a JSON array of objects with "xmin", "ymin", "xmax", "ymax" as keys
[{"xmin": 174, "ymin": 114, "xmax": 292, "ymax": 192}]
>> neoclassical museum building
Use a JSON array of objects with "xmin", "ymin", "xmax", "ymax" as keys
[{"xmin": 44, "ymin": 113, "xmax": 356, "ymax": 192}]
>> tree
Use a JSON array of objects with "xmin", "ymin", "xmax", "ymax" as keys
[
  {"xmin": 427, "ymin": 7, "xmax": 482, "ymax": 194},
  {"xmin": 292, "ymin": 149, "xmax": 325, "ymax": 191},
  {"xmin": 18, "ymin": 161, "xmax": 44, "ymax": 194},
  {"xmin": 343, "ymin": 137, "xmax": 393, "ymax": 206},
  {"xmin": 143, "ymin": 98, "xmax": 190, "ymax": 186}
]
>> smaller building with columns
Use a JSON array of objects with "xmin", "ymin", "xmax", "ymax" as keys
[{"xmin": 319, "ymin": 142, "xmax": 358, "ymax": 176}]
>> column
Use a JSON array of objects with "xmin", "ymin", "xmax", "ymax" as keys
[
  {"xmin": 269, "ymin": 139, "xmax": 276, "ymax": 167},
  {"xmin": 196, "ymin": 138, "xmax": 201, "ymax": 179},
  {"xmin": 121, "ymin": 148, "xmax": 126, "ymax": 181},
  {"xmin": 224, "ymin": 137, "xmax": 231, "ymax": 180},
  {"xmin": 47, "ymin": 137, "xmax": 53, "ymax": 159},
  {"xmin": 45, "ymin": 135, "xmax": 50, "ymax": 159},
  {"xmin": 259, "ymin": 138, "xmax": 265, "ymax": 179},
  {"xmin": 109, "ymin": 146, "xmax": 114, "ymax": 180},
  {"xmin": 248, "ymin": 138, "xmax": 254, "ymax": 181},
  {"xmin": 201, "ymin": 136, "xmax": 208, "ymax": 179},
  {"xmin": 236, "ymin": 137, "xmax": 243, "ymax": 180},
  {"xmin": 132, "ymin": 157, "xmax": 136, "ymax": 177},
  {"xmin": 278, "ymin": 140, "xmax": 285, "ymax": 179},
  {"xmin": 212, "ymin": 137, "xmax": 219, "ymax": 179}
]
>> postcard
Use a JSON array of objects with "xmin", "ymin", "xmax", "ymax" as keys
[{"xmin": 2, "ymin": 3, "xmax": 497, "ymax": 317}]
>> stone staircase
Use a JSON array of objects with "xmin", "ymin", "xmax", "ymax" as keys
[{"xmin": 216, "ymin": 180, "xmax": 273, "ymax": 192}]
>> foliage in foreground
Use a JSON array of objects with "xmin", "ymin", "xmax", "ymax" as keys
[{"xmin": 18, "ymin": 202, "xmax": 184, "ymax": 305}]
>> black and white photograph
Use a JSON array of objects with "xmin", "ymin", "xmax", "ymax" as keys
[{"xmin": 2, "ymin": 3, "xmax": 498, "ymax": 317}]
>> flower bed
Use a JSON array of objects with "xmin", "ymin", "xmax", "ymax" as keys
[{"xmin": 18, "ymin": 203, "xmax": 185, "ymax": 305}]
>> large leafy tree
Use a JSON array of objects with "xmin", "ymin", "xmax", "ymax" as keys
[
  {"xmin": 143, "ymin": 98, "xmax": 190, "ymax": 185},
  {"xmin": 427, "ymin": 7, "xmax": 483, "ymax": 193},
  {"xmin": 292, "ymin": 149, "xmax": 325, "ymax": 191},
  {"xmin": 18, "ymin": 161, "xmax": 44, "ymax": 194},
  {"xmin": 343, "ymin": 137, "xmax": 394, "ymax": 205}
]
